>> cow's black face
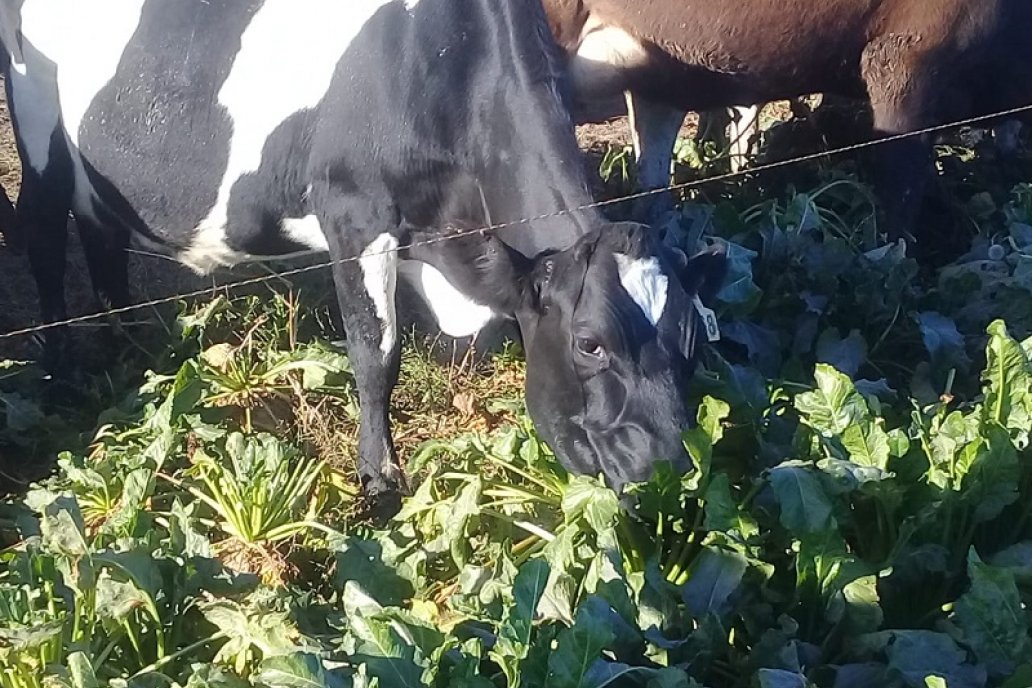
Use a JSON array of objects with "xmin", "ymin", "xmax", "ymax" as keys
[{"xmin": 515, "ymin": 224, "xmax": 727, "ymax": 492}]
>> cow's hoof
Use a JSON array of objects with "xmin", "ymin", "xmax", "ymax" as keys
[
  {"xmin": 359, "ymin": 470, "xmax": 407, "ymax": 522},
  {"xmin": 360, "ymin": 485, "xmax": 404, "ymax": 523}
]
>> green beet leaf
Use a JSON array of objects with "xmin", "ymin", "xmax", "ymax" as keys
[
  {"xmin": 954, "ymin": 549, "xmax": 1032, "ymax": 678},
  {"xmin": 546, "ymin": 601, "xmax": 618, "ymax": 688},
  {"xmin": 768, "ymin": 461, "xmax": 835, "ymax": 534},
  {"xmin": 256, "ymin": 652, "xmax": 351, "ymax": 688}
]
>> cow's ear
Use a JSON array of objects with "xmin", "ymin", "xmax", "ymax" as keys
[
  {"xmin": 674, "ymin": 242, "xmax": 727, "ymax": 304},
  {"xmin": 672, "ymin": 243, "xmax": 727, "ymax": 359}
]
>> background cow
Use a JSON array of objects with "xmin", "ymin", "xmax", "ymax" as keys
[
  {"xmin": 0, "ymin": 182, "xmax": 13, "ymax": 248},
  {"xmin": 544, "ymin": 0, "xmax": 1032, "ymax": 240},
  {"xmin": 1, "ymin": 0, "xmax": 726, "ymax": 508}
]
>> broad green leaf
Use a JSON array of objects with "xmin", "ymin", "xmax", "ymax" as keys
[
  {"xmin": 333, "ymin": 537, "xmax": 414, "ymax": 607},
  {"xmin": 562, "ymin": 477, "xmax": 620, "ymax": 532},
  {"xmin": 66, "ymin": 652, "xmax": 100, "ymax": 688},
  {"xmin": 342, "ymin": 582, "xmax": 424, "ymax": 688},
  {"xmin": 518, "ymin": 624, "xmax": 559, "ymax": 688},
  {"xmin": 36, "ymin": 494, "xmax": 89, "ymax": 559},
  {"xmin": 202, "ymin": 596, "xmax": 300, "ymax": 664},
  {"xmin": 582, "ymin": 662, "xmax": 694, "ymax": 687},
  {"xmin": 583, "ymin": 550, "xmax": 638, "ymax": 634},
  {"xmin": 864, "ymin": 630, "xmax": 988, "ymax": 688},
  {"xmin": 816, "ymin": 459, "xmax": 891, "ymax": 494},
  {"xmin": 988, "ymin": 541, "xmax": 1032, "ymax": 584},
  {"xmin": 768, "ymin": 461, "xmax": 835, "ymax": 534},
  {"xmin": 795, "ymin": 365, "xmax": 868, "ymax": 436},
  {"xmin": 1001, "ymin": 664, "xmax": 1032, "ymax": 688},
  {"xmin": 546, "ymin": 602, "xmax": 617, "ymax": 688},
  {"xmin": 498, "ymin": 559, "xmax": 549, "ymax": 650},
  {"xmin": 840, "ymin": 421, "xmax": 891, "ymax": 470},
  {"xmin": 0, "ymin": 621, "xmax": 63, "ymax": 652},
  {"xmin": 924, "ymin": 410, "xmax": 980, "ymax": 491},
  {"xmin": 184, "ymin": 665, "xmax": 251, "ymax": 688},
  {"xmin": 100, "ymin": 467, "xmax": 153, "ymax": 539},
  {"xmin": 841, "ymin": 575, "xmax": 882, "ymax": 634},
  {"xmin": 682, "ymin": 546, "xmax": 747, "ymax": 620},
  {"xmin": 537, "ymin": 570, "xmax": 577, "ymax": 625},
  {"xmin": 916, "ymin": 311, "xmax": 970, "ymax": 368},
  {"xmin": 715, "ymin": 241, "xmax": 761, "ymax": 306},
  {"xmin": 816, "ymin": 328, "xmax": 867, "ymax": 378},
  {"xmin": 683, "ymin": 396, "xmax": 730, "ymax": 492},
  {"xmin": 982, "ymin": 320, "xmax": 1031, "ymax": 433},
  {"xmin": 444, "ymin": 477, "xmax": 481, "ymax": 569},
  {"xmin": 256, "ymin": 653, "xmax": 350, "ymax": 688},
  {"xmin": 491, "ymin": 559, "xmax": 550, "ymax": 688},
  {"xmin": 168, "ymin": 499, "xmax": 214, "ymax": 559},
  {"xmin": 703, "ymin": 473, "xmax": 759, "ymax": 539},
  {"xmin": 93, "ymin": 549, "xmax": 164, "ymax": 615},
  {"xmin": 955, "ymin": 424, "xmax": 1020, "ymax": 523},
  {"xmin": 756, "ymin": 669, "xmax": 812, "ymax": 688},
  {"xmin": 96, "ymin": 574, "xmax": 152, "ymax": 624},
  {"xmin": 954, "ymin": 549, "xmax": 1032, "ymax": 677}
]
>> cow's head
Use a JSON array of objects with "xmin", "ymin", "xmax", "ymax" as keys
[{"xmin": 413, "ymin": 222, "xmax": 727, "ymax": 491}]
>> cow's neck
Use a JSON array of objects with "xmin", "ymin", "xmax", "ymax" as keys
[{"xmin": 470, "ymin": 2, "xmax": 601, "ymax": 259}]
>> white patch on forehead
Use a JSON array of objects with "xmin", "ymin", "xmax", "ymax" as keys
[
  {"xmin": 189, "ymin": 0, "xmax": 394, "ymax": 267},
  {"xmin": 360, "ymin": 233, "xmax": 400, "ymax": 361},
  {"xmin": 399, "ymin": 260, "xmax": 495, "ymax": 338},
  {"xmin": 614, "ymin": 254, "xmax": 668, "ymax": 326}
]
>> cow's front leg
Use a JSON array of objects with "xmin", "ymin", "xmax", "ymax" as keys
[
  {"xmin": 624, "ymin": 92, "xmax": 686, "ymax": 224},
  {"xmin": 320, "ymin": 203, "xmax": 404, "ymax": 513}
]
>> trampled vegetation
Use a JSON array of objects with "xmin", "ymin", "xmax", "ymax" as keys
[{"xmin": 3, "ymin": 130, "xmax": 1032, "ymax": 687}]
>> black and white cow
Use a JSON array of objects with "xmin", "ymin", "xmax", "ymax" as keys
[{"xmin": 0, "ymin": 0, "xmax": 726, "ymax": 503}]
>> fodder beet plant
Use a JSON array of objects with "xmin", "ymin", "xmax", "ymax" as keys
[{"xmin": 3, "ymin": 171, "xmax": 1032, "ymax": 687}]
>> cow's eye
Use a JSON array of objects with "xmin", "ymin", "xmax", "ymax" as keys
[{"xmin": 576, "ymin": 336, "xmax": 605, "ymax": 358}]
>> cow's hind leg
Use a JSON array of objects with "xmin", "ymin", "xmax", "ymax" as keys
[
  {"xmin": 20, "ymin": 156, "xmax": 74, "ymax": 370},
  {"xmin": 76, "ymin": 216, "xmax": 130, "ymax": 313},
  {"xmin": 861, "ymin": 36, "xmax": 939, "ymax": 245},
  {"xmin": 317, "ymin": 192, "xmax": 404, "ymax": 515}
]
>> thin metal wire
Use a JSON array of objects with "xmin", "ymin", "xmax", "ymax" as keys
[{"xmin": 2, "ymin": 101, "xmax": 1031, "ymax": 341}]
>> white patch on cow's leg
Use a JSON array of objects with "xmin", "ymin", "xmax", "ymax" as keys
[
  {"xmin": 728, "ymin": 105, "xmax": 760, "ymax": 173},
  {"xmin": 615, "ymin": 254, "xmax": 668, "ymax": 326},
  {"xmin": 360, "ymin": 233, "xmax": 400, "ymax": 361},
  {"xmin": 6, "ymin": 68, "xmax": 59, "ymax": 175},
  {"xmin": 624, "ymin": 93, "xmax": 686, "ymax": 192},
  {"xmin": 398, "ymin": 260, "xmax": 496, "ymax": 338},
  {"xmin": 187, "ymin": 0, "xmax": 396, "ymax": 271},
  {"xmin": 281, "ymin": 215, "xmax": 331, "ymax": 252}
]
